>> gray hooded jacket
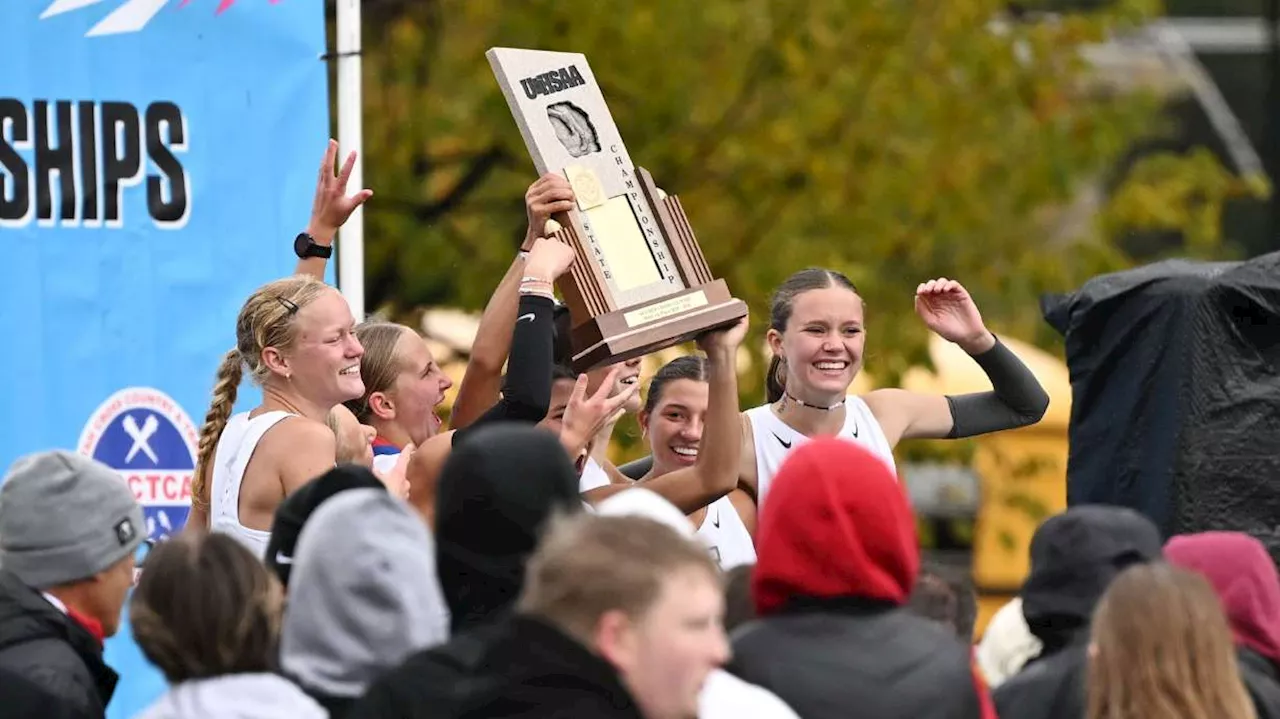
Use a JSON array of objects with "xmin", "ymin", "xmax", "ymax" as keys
[
  {"xmin": 134, "ymin": 673, "xmax": 325, "ymax": 719},
  {"xmin": 280, "ymin": 489, "xmax": 449, "ymax": 704}
]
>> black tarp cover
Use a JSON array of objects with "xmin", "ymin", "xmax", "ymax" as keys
[{"xmin": 1043, "ymin": 252, "xmax": 1280, "ymax": 557}]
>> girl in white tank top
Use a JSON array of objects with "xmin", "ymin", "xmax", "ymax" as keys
[
  {"xmin": 635, "ymin": 353, "xmax": 756, "ymax": 570},
  {"xmin": 746, "ymin": 270, "xmax": 1049, "ymax": 507},
  {"xmin": 190, "ymin": 147, "xmax": 381, "ymax": 538},
  {"xmin": 744, "ymin": 396, "xmax": 895, "ymax": 508},
  {"xmin": 189, "ymin": 276, "xmax": 367, "ymax": 545}
]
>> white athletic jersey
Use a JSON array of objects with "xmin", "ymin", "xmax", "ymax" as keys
[
  {"xmin": 700, "ymin": 669, "xmax": 800, "ymax": 719},
  {"xmin": 210, "ymin": 411, "xmax": 295, "ymax": 559},
  {"xmin": 371, "ymin": 452, "xmax": 400, "ymax": 476},
  {"xmin": 694, "ymin": 496, "xmax": 756, "ymax": 570},
  {"xmin": 744, "ymin": 396, "xmax": 896, "ymax": 508},
  {"xmin": 579, "ymin": 457, "xmax": 611, "ymax": 493}
]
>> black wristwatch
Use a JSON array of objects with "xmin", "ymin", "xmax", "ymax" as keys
[{"xmin": 294, "ymin": 232, "xmax": 333, "ymax": 259}]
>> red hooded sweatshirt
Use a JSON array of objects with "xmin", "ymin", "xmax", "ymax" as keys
[
  {"xmin": 1165, "ymin": 531, "xmax": 1280, "ymax": 666},
  {"xmin": 753, "ymin": 437, "xmax": 918, "ymax": 614},
  {"xmin": 747, "ymin": 438, "xmax": 996, "ymax": 719}
]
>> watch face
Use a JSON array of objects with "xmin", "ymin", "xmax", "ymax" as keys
[{"xmin": 294, "ymin": 233, "xmax": 311, "ymax": 258}]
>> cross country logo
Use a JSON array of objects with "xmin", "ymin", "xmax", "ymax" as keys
[
  {"xmin": 39, "ymin": 0, "xmax": 267, "ymax": 37},
  {"xmin": 78, "ymin": 387, "xmax": 198, "ymax": 541}
]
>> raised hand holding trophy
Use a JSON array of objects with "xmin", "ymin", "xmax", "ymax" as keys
[{"xmin": 488, "ymin": 47, "xmax": 748, "ymax": 371}]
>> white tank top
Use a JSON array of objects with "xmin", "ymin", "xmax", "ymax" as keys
[
  {"xmin": 579, "ymin": 457, "xmax": 612, "ymax": 493},
  {"xmin": 694, "ymin": 496, "xmax": 756, "ymax": 570},
  {"xmin": 744, "ymin": 396, "xmax": 896, "ymax": 508},
  {"xmin": 210, "ymin": 410, "xmax": 294, "ymax": 559},
  {"xmin": 372, "ymin": 452, "xmax": 400, "ymax": 476}
]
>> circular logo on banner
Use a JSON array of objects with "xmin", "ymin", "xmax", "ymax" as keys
[{"xmin": 78, "ymin": 388, "xmax": 199, "ymax": 542}]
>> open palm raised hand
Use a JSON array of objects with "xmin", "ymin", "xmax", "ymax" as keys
[
  {"xmin": 914, "ymin": 278, "xmax": 991, "ymax": 351},
  {"xmin": 308, "ymin": 139, "xmax": 372, "ymax": 238},
  {"xmin": 560, "ymin": 366, "xmax": 640, "ymax": 457}
]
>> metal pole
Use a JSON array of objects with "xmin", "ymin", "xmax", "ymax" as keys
[{"xmin": 335, "ymin": 0, "xmax": 365, "ymax": 319}]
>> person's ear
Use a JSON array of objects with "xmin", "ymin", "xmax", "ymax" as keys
[{"xmin": 369, "ymin": 391, "xmax": 396, "ymax": 421}]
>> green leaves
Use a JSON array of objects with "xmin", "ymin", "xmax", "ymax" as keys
[{"xmin": 358, "ymin": 0, "xmax": 1254, "ymax": 434}]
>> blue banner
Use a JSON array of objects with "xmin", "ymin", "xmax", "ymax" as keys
[{"xmin": 0, "ymin": 2, "xmax": 329, "ymax": 716}]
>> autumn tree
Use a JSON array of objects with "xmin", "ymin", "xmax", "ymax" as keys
[{"xmin": 355, "ymin": 0, "xmax": 1263, "ymax": 447}]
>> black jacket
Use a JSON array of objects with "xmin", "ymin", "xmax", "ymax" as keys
[
  {"xmin": 308, "ymin": 691, "xmax": 356, "ymax": 719},
  {"xmin": 730, "ymin": 599, "xmax": 986, "ymax": 719},
  {"xmin": 347, "ymin": 615, "xmax": 644, "ymax": 719},
  {"xmin": 992, "ymin": 630, "xmax": 1280, "ymax": 719},
  {"xmin": 1240, "ymin": 647, "xmax": 1280, "ymax": 719},
  {"xmin": 0, "ymin": 570, "xmax": 117, "ymax": 719},
  {"xmin": 993, "ymin": 506, "xmax": 1164, "ymax": 719},
  {"xmin": 992, "ymin": 634, "xmax": 1088, "ymax": 719},
  {"xmin": 435, "ymin": 425, "xmax": 582, "ymax": 634}
]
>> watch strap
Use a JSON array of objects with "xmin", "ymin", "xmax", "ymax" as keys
[{"xmin": 295, "ymin": 232, "xmax": 333, "ymax": 259}]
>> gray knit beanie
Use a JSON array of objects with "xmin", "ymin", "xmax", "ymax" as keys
[{"xmin": 0, "ymin": 450, "xmax": 145, "ymax": 588}]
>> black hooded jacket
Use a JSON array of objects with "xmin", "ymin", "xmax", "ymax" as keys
[
  {"xmin": 993, "ymin": 505, "xmax": 1163, "ymax": 719},
  {"xmin": 434, "ymin": 424, "xmax": 583, "ymax": 633},
  {"xmin": 346, "ymin": 615, "xmax": 643, "ymax": 719}
]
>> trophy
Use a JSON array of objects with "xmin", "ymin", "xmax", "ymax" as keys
[{"xmin": 488, "ymin": 47, "xmax": 748, "ymax": 371}]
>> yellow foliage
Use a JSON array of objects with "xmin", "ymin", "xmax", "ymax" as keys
[{"xmin": 354, "ymin": 0, "xmax": 1260, "ymax": 460}]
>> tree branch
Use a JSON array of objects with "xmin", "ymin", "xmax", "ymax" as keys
[{"xmin": 377, "ymin": 145, "xmax": 512, "ymax": 225}]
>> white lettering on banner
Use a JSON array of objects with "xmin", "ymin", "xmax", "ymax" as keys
[{"xmin": 123, "ymin": 471, "xmax": 193, "ymax": 504}]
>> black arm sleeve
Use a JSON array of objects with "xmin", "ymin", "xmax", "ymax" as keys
[
  {"xmin": 945, "ymin": 336, "xmax": 1050, "ymax": 439},
  {"xmin": 618, "ymin": 455, "xmax": 654, "ymax": 480},
  {"xmin": 451, "ymin": 294, "xmax": 554, "ymax": 447}
]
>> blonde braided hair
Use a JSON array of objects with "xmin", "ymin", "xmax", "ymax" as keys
[{"xmin": 190, "ymin": 275, "xmax": 331, "ymax": 516}]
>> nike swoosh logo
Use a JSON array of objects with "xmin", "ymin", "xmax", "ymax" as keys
[
  {"xmin": 851, "ymin": 418, "xmax": 859, "ymax": 438},
  {"xmin": 274, "ymin": 551, "xmax": 293, "ymax": 566},
  {"xmin": 712, "ymin": 507, "xmax": 721, "ymax": 529},
  {"xmin": 518, "ymin": 313, "xmax": 536, "ymax": 324},
  {"xmin": 772, "ymin": 432, "xmax": 791, "ymax": 449}
]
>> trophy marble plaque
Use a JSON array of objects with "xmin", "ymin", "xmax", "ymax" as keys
[{"xmin": 488, "ymin": 46, "xmax": 748, "ymax": 371}]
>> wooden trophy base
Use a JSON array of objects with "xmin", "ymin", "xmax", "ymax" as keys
[{"xmin": 566, "ymin": 279, "xmax": 748, "ymax": 372}]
